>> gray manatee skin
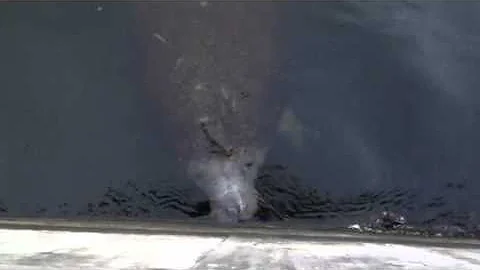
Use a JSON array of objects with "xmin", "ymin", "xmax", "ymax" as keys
[{"xmin": 136, "ymin": 3, "xmax": 282, "ymax": 223}]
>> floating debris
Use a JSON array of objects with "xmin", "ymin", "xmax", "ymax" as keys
[
  {"xmin": 374, "ymin": 210, "xmax": 407, "ymax": 230},
  {"xmin": 153, "ymin": 33, "xmax": 168, "ymax": 44},
  {"xmin": 348, "ymin": 223, "xmax": 362, "ymax": 231}
]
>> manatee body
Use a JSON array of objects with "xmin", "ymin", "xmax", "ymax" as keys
[{"xmin": 137, "ymin": 3, "xmax": 281, "ymax": 222}]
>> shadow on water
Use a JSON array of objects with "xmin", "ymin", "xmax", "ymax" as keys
[{"xmin": 0, "ymin": 2, "xmax": 479, "ymax": 238}]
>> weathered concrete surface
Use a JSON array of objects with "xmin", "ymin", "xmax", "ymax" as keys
[
  {"xmin": 0, "ymin": 227, "xmax": 478, "ymax": 270},
  {"xmin": 0, "ymin": 219, "xmax": 478, "ymax": 269}
]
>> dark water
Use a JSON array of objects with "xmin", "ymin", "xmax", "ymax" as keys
[{"xmin": 0, "ymin": 2, "xmax": 479, "ymax": 236}]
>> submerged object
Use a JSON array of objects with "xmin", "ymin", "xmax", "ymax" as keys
[{"xmin": 138, "ymin": 2, "xmax": 281, "ymax": 223}]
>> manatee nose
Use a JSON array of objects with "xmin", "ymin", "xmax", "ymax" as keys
[
  {"xmin": 209, "ymin": 176, "xmax": 257, "ymax": 223},
  {"xmin": 188, "ymin": 154, "xmax": 261, "ymax": 223},
  {"xmin": 210, "ymin": 200, "xmax": 242, "ymax": 223},
  {"xmin": 211, "ymin": 196, "xmax": 256, "ymax": 223}
]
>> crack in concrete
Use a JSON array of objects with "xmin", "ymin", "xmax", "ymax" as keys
[{"xmin": 191, "ymin": 236, "xmax": 229, "ymax": 269}]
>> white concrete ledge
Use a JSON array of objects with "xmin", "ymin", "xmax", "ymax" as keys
[{"xmin": 0, "ymin": 219, "xmax": 479, "ymax": 270}]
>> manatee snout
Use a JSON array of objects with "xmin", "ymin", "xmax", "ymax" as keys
[
  {"xmin": 209, "ymin": 173, "xmax": 257, "ymax": 223},
  {"xmin": 189, "ymin": 148, "xmax": 265, "ymax": 223}
]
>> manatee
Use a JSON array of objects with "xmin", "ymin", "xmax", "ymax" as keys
[{"xmin": 137, "ymin": 2, "xmax": 282, "ymax": 223}]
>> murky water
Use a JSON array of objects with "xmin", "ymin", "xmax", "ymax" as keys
[{"xmin": 0, "ymin": 2, "xmax": 479, "ymax": 237}]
